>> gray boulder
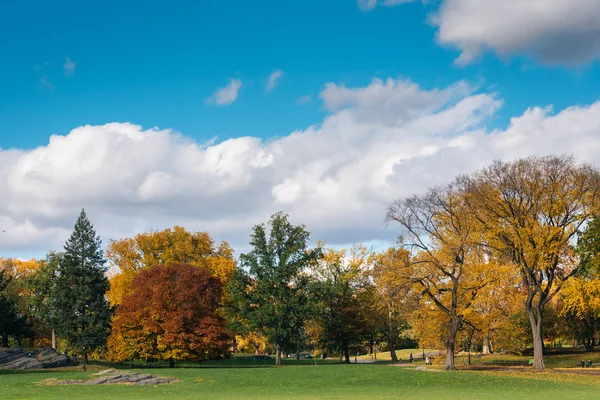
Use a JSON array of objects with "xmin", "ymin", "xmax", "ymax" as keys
[{"xmin": 0, "ymin": 347, "xmax": 73, "ymax": 370}]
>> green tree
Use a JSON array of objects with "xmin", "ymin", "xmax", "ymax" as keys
[
  {"xmin": 0, "ymin": 270, "xmax": 33, "ymax": 347},
  {"xmin": 28, "ymin": 253, "xmax": 62, "ymax": 349},
  {"xmin": 310, "ymin": 246, "xmax": 372, "ymax": 364},
  {"xmin": 50, "ymin": 209, "xmax": 112, "ymax": 371},
  {"xmin": 229, "ymin": 212, "xmax": 320, "ymax": 365}
]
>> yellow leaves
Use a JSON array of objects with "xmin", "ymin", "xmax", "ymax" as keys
[
  {"xmin": 235, "ymin": 332, "xmax": 269, "ymax": 353},
  {"xmin": 107, "ymin": 227, "xmax": 236, "ymax": 306},
  {"xmin": 0, "ymin": 258, "xmax": 42, "ymax": 278},
  {"xmin": 560, "ymin": 278, "xmax": 600, "ymax": 319}
]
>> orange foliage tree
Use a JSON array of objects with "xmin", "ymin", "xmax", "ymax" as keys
[
  {"xmin": 108, "ymin": 263, "xmax": 231, "ymax": 366},
  {"xmin": 106, "ymin": 226, "xmax": 236, "ymax": 305}
]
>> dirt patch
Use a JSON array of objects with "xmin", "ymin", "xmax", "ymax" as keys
[{"xmin": 36, "ymin": 370, "xmax": 179, "ymax": 386}]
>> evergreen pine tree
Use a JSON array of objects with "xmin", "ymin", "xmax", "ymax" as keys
[{"xmin": 51, "ymin": 209, "xmax": 111, "ymax": 371}]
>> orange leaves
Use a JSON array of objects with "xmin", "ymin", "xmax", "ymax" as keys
[
  {"xmin": 108, "ymin": 263, "xmax": 231, "ymax": 363},
  {"xmin": 106, "ymin": 226, "xmax": 236, "ymax": 305}
]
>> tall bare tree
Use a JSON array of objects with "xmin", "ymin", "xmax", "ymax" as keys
[{"xmin": 459, "ymin": 155, "xmax": 600, "ymax": 371}]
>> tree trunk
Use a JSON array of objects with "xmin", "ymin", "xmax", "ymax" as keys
[
  {"xmin": 275, "ymin": 345, "xmax": 282, "ymax": 366},
  {"xmin": 527, "ymin": 306, "xmax": 545, "ymax": 371},
  {"xmin": 444, "ymin": 318, "xmax": 461, "ymax": 370},
  {"xmin": 296, "ymin": 343, "xmax": 300, "ymax": 360},
  {"xmin": 584, "ymin": 335, "xmax": 594, "ymax": 352},
  {"xmin": 51, "ymin": 329, "xmax": 56, "ymax": 350},
  {"xmin": 388, "ymin": 340, "xmax": 398, "ymax": 363},
  {"xmin": 1, "ymin": 334, "xmax": 8, "ymax": 347},
  {"xmin": 82, "ymin": 352, "xmax": 87, "ymax": 372},
  {"xmin": 343, "ymin": 347, "xmax": 350, "ymax": 364},
  {"xmin": 169, "ymin": 358, "xmax": 175, "ymax": 368},
  {"xmin": 445, "ymin": 342, "xmax": 455, "ymax": 370},
  {"xmin": 482, "ymin": 335, "xmax": 491, "ymax": 355}
]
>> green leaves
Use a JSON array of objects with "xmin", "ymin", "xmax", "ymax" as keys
[
  {"xmin": 50, "ymin": 209, "xmax": 111, "ymax": 356},
  {"xmin": 230, "ymin": 212, "xmax": 320, "ymax": 363}
]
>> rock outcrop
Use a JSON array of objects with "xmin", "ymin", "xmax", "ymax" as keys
[
  {"xmin": 0, "ymin": 347, "xmax": 73, "ymax": 370},
  {"xmin": 37, "ymin": 370, "xmax": 179, "ymax": 386}
]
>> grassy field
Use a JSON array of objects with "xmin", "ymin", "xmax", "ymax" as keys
[
  {"xmin": 3, "ymin": 363, "xmax": 600, "ymax": 400},
  {"xmin": 361, "ymin": 347, "xmax": 600, "ymax": 368}
]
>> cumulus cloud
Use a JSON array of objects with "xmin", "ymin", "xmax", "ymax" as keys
[
  {"xmin": 363, "ymin": 0, "xmax": 600, "ymax": 66},
  {"xmin": 206, "ymin": 78, "xmax": 242, "ymax": 106},
  {"xmin": 266, "ymin": 70, "xmax": 284, "ymax": 93},
  {"xmin": 63, "ymin": 56, "xmax": 76, "ymax": 76},
  {"xmin": 2, "ymin": 77, "xmax": 600, "ymax": 257},
  {"xmin": 434, "ymin": 0, "xmax": 600, "ymax": 65}
]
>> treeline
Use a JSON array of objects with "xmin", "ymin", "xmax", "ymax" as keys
[{"xmin": 1, "ymin": 155, "xmax": 600, "ymax": 372}]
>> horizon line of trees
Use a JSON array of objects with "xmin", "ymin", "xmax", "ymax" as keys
[{"xmin": 1, "ymin": 155, "xmax": 600, "ymax": 372}]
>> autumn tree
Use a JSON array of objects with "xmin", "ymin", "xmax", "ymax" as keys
[
  {"xmin": 387, "ymin": 185, "xmax": 496, "ymax": 370},
  {"xmin": 559, "ymin": 218, "xmax": 600, "ymax": 351},
  {"xmin": 108, "ymin": 263, "xmax": 230, "ymax": 367},
  {"xmin": 229, "ymin": 212, "xmax": 320, "ymax": 365},
  {"xmin": 107, "ymin": 226, "xmax": 235, "ymax": 305},
  {"xmin": 50, "ymin": 209, "xmax": 112, "ymax": 371},
  {"xmin": 0, "ymin": 258, "xmax": 45, "ymax": 347},
  {"xmin": 460, "ymin": 156, "xmax": 600, "ymax": 370},
  {"xmin": 310, "ymin": 245, "xmax": 373, "ymax": 364},
  {"xmin": 371, "ymin": 248, "xmax": 416, "ymax": 362}
]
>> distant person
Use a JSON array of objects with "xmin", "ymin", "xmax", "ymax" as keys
[
  {"xmin": 587, "ymin": 360, "xmax": 593, "ymax": 367},
  {"xmin": 425, "ymin": 355, "xmax": 430, "ymax": 365},
  {"xmin": 580, "ymin": 360, "xmax": 585, "ymax": 368},
  {"xmin": 409, "ymin": 353, "xmax": 414, "ymax": 363}
]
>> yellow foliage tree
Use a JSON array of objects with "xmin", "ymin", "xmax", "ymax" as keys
[
  {"xmin": 387, "ymin": 184, "xmax": 499, "ymax": 370},
  {"xmin": 371, "ymin": 248, "xmax": 416, "ymax": 362},
  {"xmin": 107, "ymin": 226, "xmax": 236, "ymax": 305},
  {"xmin": 560, "ymin": 277, "xmax": 600, "ymax": 351},
  {"xmin": 460, "ymin": 155, "xmax": 600, "ymax": 370}
]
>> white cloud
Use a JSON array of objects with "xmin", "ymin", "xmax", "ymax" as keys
[
  {"xmin": 362, "ymin": 0, "xmax": 600, "ymax": 66},
  {"xmin": 297, "ymin": 95, "xmax": 312, "ymax": 105},
  {"xmin": 2, "ymin": 77, "xmax": 600, "ymax": 258},
  {"xmin": 434, "ymin": 0, "xmax": 600, "ymax": 66},
  {"xmin": 64, "ymin": 56, "xmax": 76, "ymax": 76},
  {"xmin": 266, "ymin": 70, "xmax": 284, "ymax": 93},
  {"xmin": 358, "ymin": 0, "xmax": 416, "ymax": 12},
  {"xmin": 207, "ymin": 78, "xmax": 242, "ymax": 106},
  {"xmin": 38, "ymin": 76, "xmax": 54, "ymax": 91}
]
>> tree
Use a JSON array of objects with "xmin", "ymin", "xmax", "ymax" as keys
[
  {"xmin": 460, "ymin": 156, "xmax": 600, "ymax": 370},
  {"xmin": 108, "ymin": 263, "xmax": 230, "ymax": 367},
  {"xmin": 107, "ymin": 226, "xmax": 235, "ymax": 306},
  {"xmin": 50, "ymin": 209, "xmax": 112, "ymax": 371},
  {"xmin": 371, "ymin": 248, "xmax": 415, "ymax": 362},
  {"xmin": 310, "ymin": 246, "xmax": 373, "ymax": 364},
  {"xmin": 560, "ymin": 278, "xmax": 600, "ymax": 351},
  {"xmin": 229, "ymin": 212, "xmax": 320, "ymax": 365},
  {"xmin": 558, "ymin": 218, "xmax": 600, "ymax": 351},
  {"xmin": 387, "ymin": 185, "xmax": 496, "ymax": 370},
  {"xmin": 0, "ymin": 270, "xmax": 33, "ymax": 347},
  {"xmin": 28, "ymin": 253, "xmax": 62, "ymax": 349}
]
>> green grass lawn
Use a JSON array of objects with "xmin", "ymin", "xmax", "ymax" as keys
[
  {"xmin": 3, "ymin": 364, "xmax": 600, "ymax": 400},
  {"xmin": 360, "ymin": 347, "xmax": 600, "ymax": 369}
]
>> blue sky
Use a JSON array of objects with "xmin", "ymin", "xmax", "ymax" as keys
[
  {"xmin": 2, "ymin": 0, "xmax": 600, "ymax": 258},
  {"xmin": 2, "ymin": 0, "xmax": 599, "ymax": 150}
]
